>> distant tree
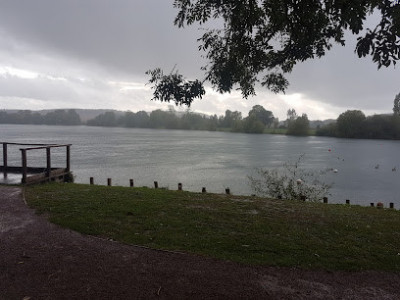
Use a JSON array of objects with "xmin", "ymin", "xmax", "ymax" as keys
[
  {"xmin": 220, "ymin": 110, "xmax": 242, "ymax": 128},
  {"xmin": 336, "ymin": 110, "xmax": 366, "ymax": 138},
  {"xmin": 43, "ymin": 109, "xmax": 81, "ymax": 125},
  {"xmin": 242, "ymin": 114, "xmax": 265, "ymax": 133},
  {"xmin": 66, "ymin": 109, "xmax": 81, "ymax": 125},
  {"xmin": 287, "ymin": 113, "xmax": 310, "ymax": 136},
  {"xmin": 362, "ymin": 114, "xmax": 394, "ymax": 139},
  {"xmin": 15, "ymin": 110, "xmax": 33, "ymax": 124},
  {"xmin": 316, "ymin": 122, "xmax": 337, "ymax": 137},
  {"xmin": 149, "ymin": 109, "xmax": 175, "ymax": 129},
  {"xmin": 285, "ymin": 108, "xmax": 297, "ymax": 128},
  {"xmin": 31, "ymin": 112, "xmax": 44, "ymax": 124},
  {"xmin": 123, "ymin": 111, "xmax": 137, "ymax": 127},
  {"xmin": 231, "ymin": 118, "xmax": 244, "ymax": 132},
  {"xmin": 207, "ymin": 114, "xmax": 219, "ymax": 131},
  {"xmin": 394, "ymin": 92, "xmax": 400, "ymax": 116},
  {"xmin": 287, "ymin": 109, "xmax": 297, "ymax": 122},
  {"xmin": 0, "ymin": 110, "xmax": 43, "ymax": 125},
  {"xmin": 87, "ymin": 111, "xmax": 117, "ymax": 127},
  {"xmin": 148, "ymin": 1, "xmax": 399, "ymax": 105},
  {"xmin": 135, "ymin": 111, "xmax": 150, "ymax": 128},
  {"xmin": 248, "ymin": 105, "xmax": 274, "ymax": 127},
  {"xmin": 392, "ymin": 114, "xmax": 400, "ymax": 139},
  {"xmin": 0, "ymin": 111, "xmax": 7, "ymax": 123},
  {"xmin": 272, "ymin": 118, "xmax": 280, "ymax": 129},
  {"xmin": 186, "ymin": 112, "xmax": 210, "ymax": 130}
]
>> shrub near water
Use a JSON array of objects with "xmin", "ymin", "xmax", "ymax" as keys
[
  {"xmin": 249, "ymin": 154, "xmax": 332, "ymax": 202},
  {"xmin": 25, "ymin": 183, "xmax": 400, "ymax": 271}
]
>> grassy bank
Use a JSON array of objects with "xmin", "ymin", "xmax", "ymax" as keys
[{"xmin": 25, "ymin": 183, "xmax": 400, "ymax": 271}]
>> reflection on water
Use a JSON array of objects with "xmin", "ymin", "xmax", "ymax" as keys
[
  {"xmin": 0, "ymin": 173, "xmax": 22, "ymax": 184},
  {"xmin": 1, "ymin": 124, "xmax": 399, "ymax": 206}
]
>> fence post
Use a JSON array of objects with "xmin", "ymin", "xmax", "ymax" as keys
[
  {"xmin": 90, "ymin": 177, "xmax": 94, "ymax": 185},
  {"xmin": 154, "ymin": 181, "xmax": 158, "ymax": 189},
  {"xmin": 2, "ymin": 143, "xmax": 7, "ymax": 178},
  {"xmin": 178, "ymin": 183, "xmax": 182, "ymax": 191},
  {"xmin": 323, "ymin": 197, "xmax": 328, "ymax": 203},
  {"xmin": 346, "ymin": 199, "xmax": 350, "ymax": 205},
  {"xmin": 202, "ymin": 187, "xmax": 207, "ymax": 193},
  {"xmin": 130, "ymin": 179, "xmax": 134, "ymax": 187},
  {"xmin": 225, "ymin": 188, "xmax": 230, "ymax": 195},
  {"xmin": 107, "ymin": 178, "xmax": 112, "ymax": 186},
  {"xmin": 66, "ymin": 145, "xmax": 71, "ymax": 172},
  {"xmin": 21, "ymin": 149, "xmax": 27, "ymax": 184},
  {"xmin": 46, "ymin": 147, "xmax": 51, "ymax": 180}
]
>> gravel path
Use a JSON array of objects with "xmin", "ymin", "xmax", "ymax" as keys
[{"xmin": 1, "ymin": 186, "xmax": 399, "ymax": 299}]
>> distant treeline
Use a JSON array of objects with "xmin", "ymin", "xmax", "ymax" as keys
[
  {"xmin": 86, "ymin": 105, "xmax": 279, "ymax": 134},
  {"xmin": 316, "ymin": 110, "xmax": 400, "ymax": 139},
  {"xmin": 0, "ymin": 106, "xmax": 310, "ymax": 136},
  {"xmin": 4, "ymin": 107, "xmax": 400, "ymax": 140},
  {"xmin": 0, "ymin": 109, "xmax": 81, "ymax": 125},
  {"xmin": 84, "ymin": 105, "xmax": 313, "ymax": 135}
]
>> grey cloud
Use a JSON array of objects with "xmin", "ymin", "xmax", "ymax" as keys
[
  {"xmin": 0, "ymin": 1, "xmax": 398, "ymax": 117},
  {"xmin": 0, "ymin": 74, "xmax": 77, "ymax": 101},
  {"xmin": 287, "ymin": 30, "xmax": 399, "ymax": 112},
  {"xmin": 0, "ymin": 0, "xmax": 203, "ymax": 78}
]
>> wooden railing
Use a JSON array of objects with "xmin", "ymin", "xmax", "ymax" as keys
[{"xmin": 1, "ymin": 142, "xmax": 71, "ymax": 184}]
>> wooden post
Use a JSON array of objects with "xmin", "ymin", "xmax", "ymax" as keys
[
  {"xmin": 66, "ymin": 145, "xmax": 71, "ymax": 172},
  {"xmin": 130, "ymin": 179, "xmax": 134, "ymax": 187},
  {"xmin": 300, "ymin": 195, "xmax": 306, "ymax": 201},
  {"xmin": 346, "ymin": 199, "xmax": 350, "ymax": 205},
  {"xmin": 2, "ymin": 143, "xmax": 7, "ymax": 178},
  {"xmin": 225, "ymin": 188, "xmax": 230, "ymax": 195},
  {"xmin": 323, "ymin": 197, "xmax": 328, "ymax": 203},
  {"xmin": 90, "ymin": 177, "xmax": 94, "ymax": 185},
  {"xmin": 107, "ymin": 178, "xmax": 112, "ymax": 186},
  {"xmin": 202, "ymin": 187, "xmax": 207, "ymax": 193},
  {"xmin": 21, "ymin": 149, "xmax": 27, "ymax": 184},
  {"xmin": 370, "ymin": 203, "xmax": 374, "ymax": 207},
  {"xmin": 154, "ymin": 181, "xmax": 158, "ymax": 189},
  {"xmin": 46, "ymin": 147, "xmax": 51, "ymax": 180},
  {"xmin": 178, "ymin": 183, "xmax": 182, "ymax": 191},
  {"xmin": 390, "ymin": 202, "xmax": 394, "ymax": 209}
]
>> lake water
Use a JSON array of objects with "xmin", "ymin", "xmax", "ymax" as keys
[{"xmin": 1, "ymin": 124, "xmax": 399, "ymax": 206}]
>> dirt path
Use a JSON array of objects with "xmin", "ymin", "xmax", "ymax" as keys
[{"xmin": 1, "ymin": 186, "xmax": 399, "ymax": 299}]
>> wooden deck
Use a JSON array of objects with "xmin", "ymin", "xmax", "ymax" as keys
[{"xmin": 1, "ymin": 142, "xmax": 72, "ymax": 185}]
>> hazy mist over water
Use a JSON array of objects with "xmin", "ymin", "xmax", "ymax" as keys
[{"xmin": 1, "ymin": 124, "xmax": 399, "ymax": 206}]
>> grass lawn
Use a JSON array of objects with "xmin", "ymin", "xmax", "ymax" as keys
[{"xmin": 25, "ymin": 183, "xmax": 400, "ymax": 271}]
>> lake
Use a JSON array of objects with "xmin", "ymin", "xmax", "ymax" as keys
[{"xmin": 1, "ymin": 124, "xmax": 399, "ymax": 206}]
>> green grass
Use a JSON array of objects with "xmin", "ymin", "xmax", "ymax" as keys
[{"xmin": 25, "ymin": 183, "xmax": 400, "ymax": 271}]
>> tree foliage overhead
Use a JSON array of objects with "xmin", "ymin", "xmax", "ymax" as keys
[
  {"xmin": 146, "ymin": 68, "xmax": 205, "ymax": 106},
  {"xmin": 148, "ymin": 0, "xmax": 400, "ymax": 105}
]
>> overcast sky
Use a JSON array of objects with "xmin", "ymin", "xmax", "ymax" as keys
[{"xmin": 0, "ymin": 0, "xmax": 398, "ymax": 120}]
